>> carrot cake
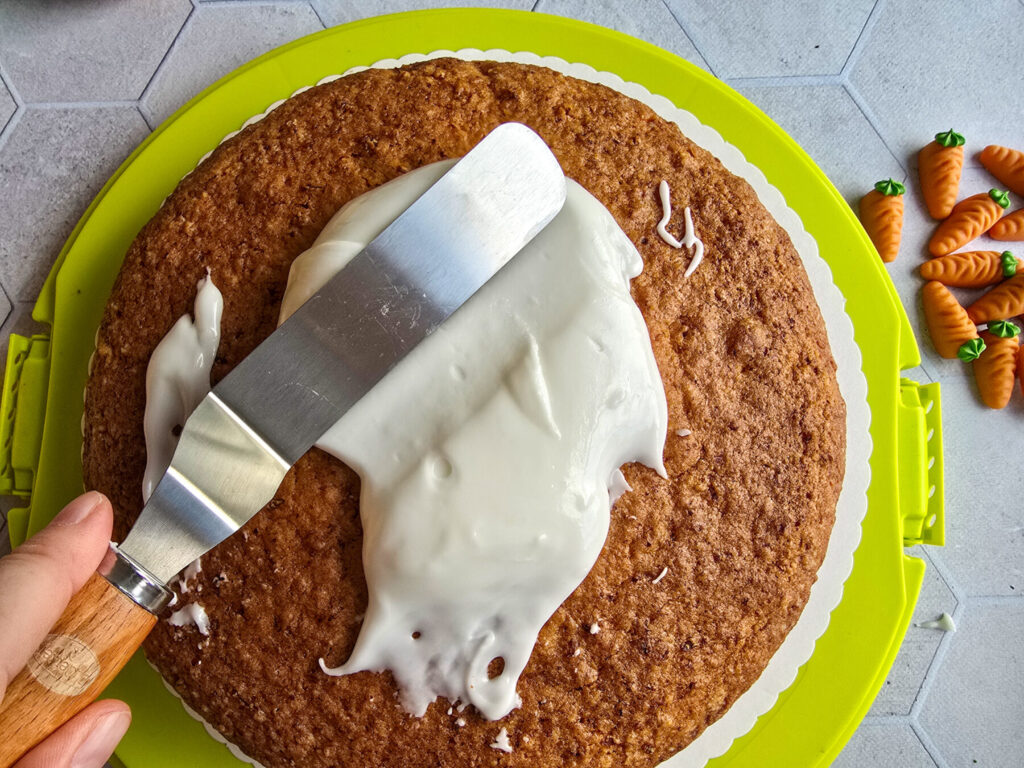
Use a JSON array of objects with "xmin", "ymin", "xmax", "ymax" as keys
[{"xmin": 83, "ymin": 58, "xmax": 846, "ymax": 768}]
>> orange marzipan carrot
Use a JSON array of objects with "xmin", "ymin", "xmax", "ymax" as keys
[
  {"xmin": 980, "ymin": 144, "xmax": 1024, "ymax": 197},
  {"xmin": 928, "ymin": 189, "xmax": 1011, "ymax": 257},
  {"xmin": 974, "ymin": 331, "xmax": 1019, "ymax": 409},
  {"xmin": 919, "ymin": 129, "xmax": 965, "ymax": 220},
  {"xmin": 920, "ymin": 250, "xmax": 1022, "ymax": 287},
  {"xmin": 922, "ymin": 280, "xmax": 979, "ymax": 358},
  {"xmin": 990, "ymin": 209, "xmax": 1024, "ymax": 241},
  {"xmin": 860, "ymin": 179, "xmax": 905, "ymax": 262},
  {"xmin": 967, "ymin": 273, "xmax": 1024, "ymax": 323},
  {"xmin": 1019, "ymin": 345, "xmax": 1024, "ymax": 400}
]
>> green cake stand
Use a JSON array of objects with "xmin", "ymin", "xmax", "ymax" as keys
[{"xmin": 0, "ymin": 10, "xmax": 944, "ymax": 767}]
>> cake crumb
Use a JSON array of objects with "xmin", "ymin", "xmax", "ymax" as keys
[
  {"xmin": 653, "ymin": 567, "xmax": 668, "ymax": 584},
  {"xmin": 589, "ymin": 622, "xmax": 600, "ymax": 635},
  {"xmin": 490, "ymin": 727, "xmax": 513, "ymax": 753}
]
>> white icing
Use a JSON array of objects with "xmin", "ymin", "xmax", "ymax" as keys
[
  {"xmin": 142, "ymin": 275, "xmax": 223, "ymax": 502},
  {"xmin": 656, "ymin": 180, "xmax": 706, "ymax": 277},
  {"xmin": 176, "ymin": 557, "xmax": 203, "ymax": 594},
  {"xmin": 490, "ymin": 728, "xmax": 513, "ymax": 753},
  {"xmin": 676, "ymin": 428, "xmax": 692, "ymax": 437},
  {"xmin": 589, "ymin": 622, "xmax": 600, "ymax": 635},
  {"xmin": 169, "ymin": 603, "xmax": 211, "ymax": 636},
  {"xmin": 916, "ymin": 612, "xmax": 956, "ymax": 632},
  {"xmin": 295, "ymin": 161, "xmax": 667, "ymax": 720},
  {"xmin": 653, "ymin": 567, "xmax": 668, "ymax": 584}
]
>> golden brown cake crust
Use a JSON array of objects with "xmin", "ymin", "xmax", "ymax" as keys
[{"xmin": 83, "ymin": 59, "xmax": 845, "ymax": 767}]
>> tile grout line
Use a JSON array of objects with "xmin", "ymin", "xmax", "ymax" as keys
[
  {"xmin": 725, "ymin": 74, "xmax": 840, "ymax": 89},
  {"xmin": 658, "ymin": 0, "xmax": 718, "ymax": 78},
  {"xmin": 842, "ymin": 80, "xmax": 909, "ymax": 175},
  {"xmin": 0, "ymin": 58, "xmax": 23, "ymax": 147},
  {"xmin": 839, "ymin": 0, "xmax": 885, "ymax": 79},
  {"xmin": 907, "ymin": 597, "xmax": 964, "ymax": 721},
  {"xmin": 307, "ymin": 0, "xmax": 328, "ymax": 29},
  {"xmin": 138, "ymin": 2, "xmax": 196, "ymax": 110},
  {"xmin": 24, "ymin": 100, "xmax": 140, "ymax": 109},
  {"xmin": 910, "ymin": 718, "xmax": 949, "ymax": 768},
  {"xmin": 920, "ymin": 541, "xmax": 968, "ymax": 604}
]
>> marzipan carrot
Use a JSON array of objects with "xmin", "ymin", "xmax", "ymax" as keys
[
  {"xmin": 919, "ymin": 250, "xmax": 1021, "ymax": 287},
  {"xmin": 922, "ymin": 280, "xmax": 980, "ymax": 358},
  {"xmin": 973, "ymin": 330, "xmax": 1019, "ymax": 409},
  {"xmin": 967, "ymin": 273, "xmax": 1024, "ymax": 323},
  {"xmin": 980, "ymin": 144, "xmax": 1024, "ymax": 197},
  {"xmin": 860, "ymin": 178, "xmax": 905, "ymax": 262},
  {"xmin": 928, "ymin": 189, "xmax": 1011, "ymax": 256},
  {"xmin": 919, "ymin": 129, "xmax": 965, "ymax": 219},
  {"xmin": 990, "ymin": 209, "xmax": 1024, "ymax": 241},
  {"xmin": 1019, "ymin": 344, "xmax": 1024, "ymax": 400}
]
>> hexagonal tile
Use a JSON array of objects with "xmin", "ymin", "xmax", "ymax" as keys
[
  {"xmin": 662, "ymin": 0, "xmax": 875, "ymax": 78},
  {"xmin": 532, "ymin": 0, "xmax": 709, "ymax": 70},
  {"xmin": 311, "ymin": 0, "xmax": 533, "ymax": 27},
  {"xmin": 0, "ymin": 106, "xmax": 149, "ymax": 302},
  {"xmin": 734, "ymin": 83, "xmax": 904, "ymax": 208},
  {"xmin": 849, "ymin": 0, "xmax": 1024, "ymax": 163},
  {"xmin": 869, "ymin": 547, "xmax": 957, "ymax": 716},
  {"xmin": 833, "ymin": 722, "xmax": 936, "ymax": 767},
  {"xmin": 920, "ymin": 600, "xmax": 1024, "ymax": 766},
  {"xmin": 142, "ymin": 3, "xmax": 323, "ymax": 126},
  {"xmin": 0, "ymin": 77, "xmax": 15, "ymax": 138},
  {"xmin": 0, "ymin": 0, "xmax": 192, "ymax": 102}
]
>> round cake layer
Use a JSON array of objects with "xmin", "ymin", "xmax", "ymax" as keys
[{"xmin": 83, "ymin": 59, "xmax": 846, "ymax": 768}]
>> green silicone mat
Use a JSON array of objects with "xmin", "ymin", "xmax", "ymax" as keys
[{"xmin": 0, "ymin": 9, "xmax": 944, "ymax": 768}]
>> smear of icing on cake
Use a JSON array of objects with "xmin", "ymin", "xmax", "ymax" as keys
[
  {"xmin": 676, "ymin": 428, "xmax": 692, "ymax": 437},
  {"xmin": 142, "ymin": 274, "xmax": 223, "ymax": 502},
  {"xmin": 169, "ymin": 603, "xmax": 211, "ymax": 636},
  {"xmin": 652, "ymin": 567, "xmax": 668, "ymax": 584},
  {"xmin": 280, "ymin": 160, "xmax": 667, "ymax": 721},
  {"xmin": 656, "ymin": 180, "xmax": 705, "ymax": 277},
  {"xmin": 490, "ymin": 728, "xmax": 513, "ymax": 753}
]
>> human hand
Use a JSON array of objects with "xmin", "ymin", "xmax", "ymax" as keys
[{"xmin": 0, "ymin": 492, "xmax": 130, "ymax": 767}]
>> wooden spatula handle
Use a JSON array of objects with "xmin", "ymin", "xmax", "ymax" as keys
[{"xmin": 0, "ymin": 570, "xmax": 157, "ymax": 767}]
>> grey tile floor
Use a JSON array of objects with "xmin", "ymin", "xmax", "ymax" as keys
[{"xmin": 0, "ymin": 1, "xmax": 1021, "ymax": 766}]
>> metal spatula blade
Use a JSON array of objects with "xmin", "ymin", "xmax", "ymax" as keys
[{"xmin": 119, "ymin": 122, "xmax": 566, "ymax": 584}]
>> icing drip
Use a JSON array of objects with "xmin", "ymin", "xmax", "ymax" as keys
[
  {"xmin": 916, "ymin": 612, "xmax": 956, "ymax": 632},
  {"xmin": 285, "ymin": 161, "xmax": 667, "ymax": 720},
  {"xmin": 656, "ymin": 180, "xmax": 706, "ymax": 277},
  {"xmin": 169, "ymin": 603, "xmax": 211, "ymax": 636},
  {"xmin": 490, "ymin": 728, "xmax": 513, "ymax": 753},
  {"xmin": 142, "ymin": 275, "xmax": 223, "ymax": 502}
]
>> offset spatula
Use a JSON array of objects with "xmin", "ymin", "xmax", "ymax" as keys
[{"xmin": 0, "ymin": 122, "xmax": 566, "ymax": 765}]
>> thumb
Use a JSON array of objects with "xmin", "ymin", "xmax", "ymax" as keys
[
  {"xmin": 13, "ymin": 699, "xmax": 131, "ymax": 768},
  {"xmin": 0, "ymin": 492, "xmax": 114, "ymax": 695}
]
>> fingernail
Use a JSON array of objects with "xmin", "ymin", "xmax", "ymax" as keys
[
  {"xmin": 52, "ymin": 492, "xmax": 104, "ymax": 527},
  {"xmin": 71, "ymin": 710, "xmax": 131, "ymax": 768}
]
